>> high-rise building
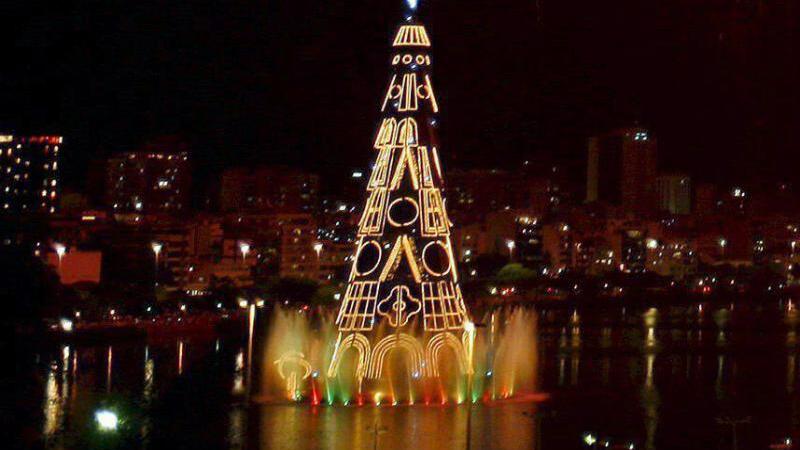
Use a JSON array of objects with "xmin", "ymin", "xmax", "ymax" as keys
[
  {"xmin": 515, "ymin": 215, "xmax": 545, "ymax": 268},
  {"xmin": 220, "ymin": 166, "xmax": 319, "ymax": 213},
  {"xmin": 656, "ymin": 175, "xmax": 691, "ymax": 215},
  {"xmin": 106, "ymin": 150, "xmax": 190, "ymax": 215},
  {"xmin": 277, "ymin": 213, "xmax": 319, "ymax": 279},
  {"xmin": 0, "ymin": 134, "xmax": 62, "ymax": 214},
  {"xmin": 587, "ymin": 128, "xmax": 657, "ymax": 216}
]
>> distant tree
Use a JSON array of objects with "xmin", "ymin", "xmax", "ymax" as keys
[
  {"xmin": 0, "ymin": 246, "xmax": 60, "ymax": 332},
  {"xmin": 496, "ymin": 263, "xmax": 537, "ymax": 283}
]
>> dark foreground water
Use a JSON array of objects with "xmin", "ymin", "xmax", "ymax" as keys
[{"xmin": 8, "ymin": 301, "xmax": 800, "ymax": 450}]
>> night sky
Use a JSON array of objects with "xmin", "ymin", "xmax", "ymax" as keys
[{"xmin": 1, "ymin": 0, "xmax": 797, "ymax": 194}]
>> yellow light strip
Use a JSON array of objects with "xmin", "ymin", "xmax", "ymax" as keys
[
  {"xmin": 417, "ymin": 146, "xmax": 434, "ymax": 187},
  {"xmin": 358, "ymin": 189, "xmax": 388, "ymax": 235},
  {"xmin": 327, "ymin": 333, "xmax": 370, "ymax": 380},
  {"xmin": 373, "ymin": 118, "xmax": 397, "ymax": 149},
  {"xmin": 420, "ymin": 188, "xmax": 449, "ymax": 236},
  {"xmin": 337, "ymin": 281, "xmax": 380, "ymax": 331},
  {"xmin": 389, "ymin": 146, "xmax": 420, "ymax": 190},
  {"xmin": 369, "ymin": 147, "xmax": 394, "ymax": 189},
  {"xmin": 396, "ymin": 117, "xmax": 418, "ymax": 147},
  {"xmin": 431, "ymin": 146, "xmax": 443, "ymax": 180},
  {"xmin": 368, "ymin": 333, "xmax": 424, "ymax": 379},
  {"xmin": 353, "ymin": 240, "xmax": 383, "ymax": 276},
  {"xmin": 444, "ymin": 235, "xmax": 459, "ymax": 282},
  {"xmin": 376, "ymin": 285, "xmax": 421, "ymax": 327},
  {"xmin": 392, "ymin": 25, "xmax": 431, "ymax": 47},
  {"xmin": 379, "ymin": 235, "xmax": 422, "ymax": 283},
  {"xmin": 386, "ymin": 196, "xmax": 419, "ymax": 227},
  {"xmin": 421, "ymin": 241, "xmax": 452, "ymax": 276},
  {"xmin": 381, "ymin": 74, "xmax": 398, "ymax": 111},
  {"xmin": 399, "ymin": 73, "xmax": 419, "ymax": 112},
  {"xmin": 346, "ymin": 236, "xmax": 364, "ymax": 282},
  {"xmin": 422, "ymin": 281, "xmax": 466, "ymax": 331},
  {"xmin": 425, "ymin": 332, "xmax": 468, "ymax": 377},
  {"xmin": 424, "ymin": 74, "xmax": 439, "ymax": 113}
]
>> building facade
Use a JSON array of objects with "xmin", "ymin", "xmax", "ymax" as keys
[
  {"xmin": 0, "ymin": 134, "xmax": 61, "ymax": 214},
  {"xmin": 656, "ymin": 175, "xmax": 691, "ymax": 215},
  {"xmin": 220, "ymin": 166, "xmax": 319, "ymax": 213},
  {"xmin": 106, "ymin": 151, "xmax": 190, "ymax": 215},
  {"xmin": 587, "ymin": 128, "xmax": 657, "ymax": 216}
]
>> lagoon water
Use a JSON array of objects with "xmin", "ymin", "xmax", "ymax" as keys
[{"xmin": 10, "ymin": 301, "xmax": 800, "ymax": 449}]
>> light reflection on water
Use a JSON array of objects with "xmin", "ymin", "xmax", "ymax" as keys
[
  {"xmin": 254, "ymin": 402, "xmax": 537, "ymax": 450},
  {"xmin": 21, "ymin": 303, "xmax": 800, "ymax": 449}
]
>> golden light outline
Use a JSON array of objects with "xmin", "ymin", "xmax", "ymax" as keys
[
  {"xmin": 386, "ymin": 196, "xmax": 420, "ymax": 227},
  {"xmin": 379, "ymin": 235, "xmax": 422, "ymax": 283},
  {"xmin": 422, "ymin": 240, "xmax": 452, "ymax": 276},
  {"xmin": 368, "ymin": 333, "xmax": 425, "ymax": 379},
  {"xmin": 392, "ymin": 25, "xmax": 431, "ymax": 47},
  {"xmin": 353, "ymin": 240, "xmax": 383, "ymax": 276}
]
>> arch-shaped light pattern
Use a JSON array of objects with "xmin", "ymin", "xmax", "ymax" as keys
[
  {"xmin": 425, "ymin": 332, "xmax": 470, "ymax": 377},
  {"xmin": 368, "ymin": 333, "xmax": 425, "ymax": 379},
  {"xmin": 327, "ymin": 332, "xmax": 371, "ymax": 380}
]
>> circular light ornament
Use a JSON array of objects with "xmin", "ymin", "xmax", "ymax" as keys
[
  {"xmin": 415, "ymin": 55, "xmax": 426, "ymax": 65},
  {"xmin": 422, "ymin": 241, "xmax": 451, "ymax": 276},
  {"xmin": 387, "ymin": 196, "xmax": 419, "ymax": 227},
  {"xmin": 402, "ymin": 54, "xmax": 413, "ymax": 64},
  {"xmin": 416, "ymin": 84, "xmax": 431, "ymax": 99},
  {"xmin": 354, "ymin": 240, "xmax": 382, "ymax": 276}
]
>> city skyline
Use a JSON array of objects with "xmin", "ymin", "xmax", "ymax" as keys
[
  {"xmin": 6, "ymin": 3, "xmax": 800, "ymax": 449},
  {"xmin": 2, "ymin": 0, "xmax": 797, "ymax": 192}
]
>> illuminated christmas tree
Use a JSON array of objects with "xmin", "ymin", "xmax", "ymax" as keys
[{"xmin": 328, "ymin": 1, "xmax": 473, "ymax": 384}]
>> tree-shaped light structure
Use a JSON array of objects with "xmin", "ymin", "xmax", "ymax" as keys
[{"xmin": 329, "ymin": 4, "xmax": 473, "ymax": 384}]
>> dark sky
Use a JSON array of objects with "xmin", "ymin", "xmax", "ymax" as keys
[{"xmin": 1, "ymin": 0, "xmax": 797, "ymax": 193}]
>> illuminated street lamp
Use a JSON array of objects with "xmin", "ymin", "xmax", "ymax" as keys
[
  {"xmin": 718, "ymin": 237, "xmax": 727, "ymax": 259},
  {"xmin": 95, "ymin": 409, "xmax": 119, "ymax": 431},
  {"xmin": 238, "ymin": 240, "xmax": 250, "ymax": 263},
  {"xmin": 313, "ymin": 242, "xmax": 323, "ymax": 259},
  {"xmin": 59, "ymin": 317, "xmax": 74, "ymax": 333},
  {"xmin": 239, "ymin": 297, "xmax": 265, "ymax": 402},
  {"xmin": 151, "ymin": 242, "xmax": 162, "ymax": 264},
  {"xmin": 151, "ymin": 242, "xmax": 163, "ymax": 286},
  {"xmin": 506, "ymin": 240, "xmax": 515, "ymax": 262},
  {"xmin": 53, "ymin": 243, "xmax": 66, "ymax": 270}
]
